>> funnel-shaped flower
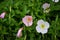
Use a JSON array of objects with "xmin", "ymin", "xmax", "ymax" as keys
[
  {"xmin": 22, "ymin": 16, "xmax": 33, "ymax": 26},
  {"xmin": 17, "ymin": 27, "xmax": 23, "ymax": 38},
  {"xmin": 36, "ymin": 19, "xmax": 50, "ymax": 34},
  {"xmin": 0, "ymin": 12, "xmax": 6, "ymax": 18}
]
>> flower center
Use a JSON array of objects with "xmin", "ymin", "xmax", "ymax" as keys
[
  {"xmin": 41, "ymin": 24, "xmax": 45, "ymax": 29},
  {"xmin": 27, "ymin": 17, "xmax": 32, "ymax": 22}
]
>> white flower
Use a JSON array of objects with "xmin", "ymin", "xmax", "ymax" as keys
[
  {"xmin": 36, "ymin": 19, "xmax": 50, "ymax": 34},
  {"xmin": 52, "ymin": 0, "xmax": 59, "ymax": 2},
  {"xmin": 42, "ymin": 3, "xmax": 50, "ymax": 13},
  {"xmin": 42, "ymin": 3, "xmax": 50, "ymax": 10}
]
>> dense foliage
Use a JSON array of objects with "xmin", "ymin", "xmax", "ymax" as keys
[{"xmin": 0, "ymin": 0, "xmax": 60, "ymax": 40}]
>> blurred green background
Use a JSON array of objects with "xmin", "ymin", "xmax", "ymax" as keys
[{"xmin": 0, "ymin": 0, "xmax": 60, "ymax": 40}]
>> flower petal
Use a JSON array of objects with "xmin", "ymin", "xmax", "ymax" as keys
[
  {"xmin": 0, "ymin": 12, "xmax": 6, "ymax": 18},
  {"xmin": 22, "ymin": 17, "xmax": 28, "ymax": 26},
  {"xmin": 44, "ymin": 22, "xmax": 50, "ymax": 29},
  {"xmin": 37, "ymin": 19, "xmax": 44, "ymax": 25},
  {"xmin": 52, "ymin": 0, "xmax": 59, "ymax": 2},
  {"xmin": 16, "ymin": 27, "xmax": 23, "ymax": 38},
  {"xmin": 28, "ymin": 21, "xmax": 33, "ymax": 26},
  {"xmin": 36, "ymin": 26, "xmax": 41, "ymax": 33},
  {"xmin": 42, "ymin": 3, "xmax": 50, "ymax": 10},
  {"xmin": 41, "ymin": 29, "xmax": 48, "ymax": 34}
]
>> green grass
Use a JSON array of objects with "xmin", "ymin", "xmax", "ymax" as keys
[{"xmin": 0, "ymin": 0, "xmax": 60, "ymax": 40}]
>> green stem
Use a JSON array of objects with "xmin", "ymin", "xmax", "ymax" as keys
[
  {"xmin": 24, "ymin": 26, "xmax": 26, "ymax": 40},
  {"xmin": 55, "ymin": 35, "xmax": 56, "ymax": 40},
  {"xmin": 42, "ymin": 34, "xmax": 44, "ymax": 40},
  {"xmin": 43, "ymin": 13, "xmax": 46, "ymax": 20},
  {"xmin": 9, "ymin": 6, "xmax": 11, "ymax": 24},
  {"xmin": 24, "ymin": 35, "xmax": 27, "ymax": 40},
  {"xmin": 55, "ymin": 30, "xmax": 56, "ymax": 40}
]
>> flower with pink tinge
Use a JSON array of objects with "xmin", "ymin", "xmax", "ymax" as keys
[
  {"xmin": 22, "ymin": 16, "xmax": 33, "ymax": 26},
  {"xmin": 0, "ymin": 12, "xmax": 6, "ymax": 18},
  {"xmin": 42, "ymin": 3, "xmax": 50, "ymax": 10},
  {"xmin": 16, "ymin": 27, "xmax": 23, "ymax": 38},
  {"xmin": 42, "ymin": 3, "xmax": 50, "ymax": 13}
]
